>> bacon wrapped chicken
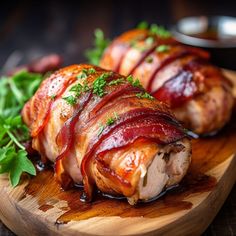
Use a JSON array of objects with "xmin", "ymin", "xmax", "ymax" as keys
[
  {"xmin": 22, "ymin": 64, "xmax": 191, "ymax": 204},
  {"xmin": 100, "ymin": 28, "xmax": 234, "ymax": 135}
]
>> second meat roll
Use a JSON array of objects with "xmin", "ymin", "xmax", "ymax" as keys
[
  {"xmin": 22, "ymin": 64, "xmax": 191, "ymax": 205},
  {"xmin": 100, "ymin": 27, "xmax": 234, "ymax": 135}
]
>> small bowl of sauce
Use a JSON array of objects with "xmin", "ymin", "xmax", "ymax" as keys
[{"xmin": 172, "ymin": 16, "xmax": 236, "ymax": 69}]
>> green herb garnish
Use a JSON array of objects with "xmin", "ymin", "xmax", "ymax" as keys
[
  {"xmin": 108, "ymin": 78, "xmax": 125, "ymax": 86},
  {"xmin": 0, "ymin": 70, "xmax": 43, "ymax": 186},
  {"xmin": 88, "ymin": 68, "xmax": 96, "ymax": 74},
  {"xmin": 63, "ymin": 95, "xmax": 77, "ymax": 105},
  {"xmin": 106, "ymin": 117, "xmax": 115, "ymax": 126},
  {"xmin": 127, "ymin": 75, "xmax": 142, "ymax": 87},
  {"xmin": 79, "ymin": 68, "xmax": 97, "ymax": 78},
  {"xmin": 77, "ymin": 71, "xmax": 87, "ymax": 79},
  {"xmin": 106, "ymin": 112, "xmax": 119, "ymax": 126},
  {"xmin": 98, "ymin": 124, "xmax": 105, "ymax": 136},
  {"xmin": 145, "ymin": 37, "xmax": 154, "ymax": 46},
  {"xmin": 145, "ymin": 56, "xmax": 153, "ymax": 63},
  {"xmin": 70, "ymin": 83, "xmax": 83, "ymax": 92},
  {"xmin": 70, "ymin": 83, "xmax": 83, "ymax": 97},
  {"xmin": 82, "ymin": 81, "xmax": 90, "ymax": 92},
  {"xmin": 69, "ymin": 80, "xmax": 91, "ymax": 99},
  {"xmin": 136, "ymin": 22, "xmax": 171, "ymax": 38},
  {"xmin": 98, "ymin": 112, "xmax": 119, "ymax": 136},
  {"xmin": 85, "ymin": 29, "xmax": 110, "ymax": 65},
  {"xmin": 136, "ymin": 92, "xmax": 154, "ymax": 100},
  {"xmin": 130, "ymin": 39, "xmax": 138, "ymax": 47},
  {"xmin": 93, "ymin": 72, "xmax": 111, "ymax": 97},
  {"xmin": 50, "ymin": 94, "xmax": 56, "ymax": 100},
  {"xmin": 114, "ymin": 112, "xmax": 119, "ymax": 120},
  {"xmin": 137, "ymin": 21, "xmax": 149, "ymax": 29},
  {"xmin": 156, "ymin": 44, "xmax": 170, "ymax": 53},
  {"xmin": 150, "ymin": 24, "xmax": 171, "ymax": 38}
]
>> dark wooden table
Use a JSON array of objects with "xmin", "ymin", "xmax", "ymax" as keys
[{"xmin": 0, "ymin": 0, "xmax": 236, "ymax": 235}]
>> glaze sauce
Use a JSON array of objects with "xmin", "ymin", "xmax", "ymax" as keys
[{"xmin": 22, "ymin": 117, "xmax": 236, "ymax": 225}]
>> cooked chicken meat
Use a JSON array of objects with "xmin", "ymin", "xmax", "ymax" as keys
[{"xmin": 22, "ymin": 64, "xmax": 191, "ymax": 204}]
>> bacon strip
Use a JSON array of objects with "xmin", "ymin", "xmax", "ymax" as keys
[
  {"xmin": 22, "ymin": 64, "xmax": 190, "ymax": 202},
  {"xmin": 100, "ymin": 29, "xmax": 233, "ymax": 135},
  {"xmin": 29, "ymin": 65, "xmax": 80, "ymax": 137},
  {"xmin": 152, "ymin": 70, "xmax": 197, "ymax": 108},
  {"xmin": 80, "ymin": 108, "xmax": 186, "ymax": 200}
]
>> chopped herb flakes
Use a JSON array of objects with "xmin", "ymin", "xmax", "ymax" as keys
[
  {"xmin": 136, "ymin": 92, "xmax": 154, "ymax": 100},
  {"xmin": 145, "ymin": 56, "xmax": 153, "ymax": 63},
  {"xmin": 93, "ymin": 72, "xmax": 111, "ymax": 97},
  {"xmin": 98, "ymin": 124, "xmax": 105, "ymax": 136},
  {"xmin": 63, "ymin": 95, "xmax": 77, "ymax": 105},
  {"xmin": 150, "ymin": 24, "xmax": 171, "ymax": 38},
  {"xmin": 85, "ymin": 29, "xmax": 110, "ymax": 65},
  {"xmin": 82, "ymin": 81, "xmax": 90, "ymax": 92},
  {"xmin": 156, "ymin": 44, "xmax": 170, "ymax": 53},
  {"xmin": 130, "ymin": 39, "xmax": 138, "ymax": 47},
  {"xmin": 50, "ymin": 94, "xmax": 56, "ymax": 100},
  {"xmin": 106, "ymin": 117, "xmax": 115, "ymax": 126},
  {"xmin": 145, "ymin": 37, "xmax": 154, "ymax": 46},
  {"xmin": 137, "ymin": 21, "xmax": 149, "ymax": 29},
  {"xmin": 136, "ymin": 22, "xmax": 171, "ymax": 38},
  {"xmin": 129, "ymin": 41, "xmax": 146, "ymax": 52},
  {"xmin": 68, "ymin": 81, "xmax": 91, "ymax": 103},
  {"xmin": 77, "ymin": 68, "xmax": 97, "ymax": 79},
  {"xmin": 70, "ymin": 82, "xmax": 91, "ymax": 98},
  {"xmin": 70, "ymin": 83, "xmax": 83, "ymax": 95},
  {"xmin": 88, "ymin": 68, "xmax": 96, "ymax": 74},
  {"xmin": 106, "ymin": 112, "xmax": 119, "ymax": 126},
  {"xmin": 127, "ymin": 75, "xmax": 142, "ymax": 88},
  {"xmin": 77, "ymin": 71, "xmax": 87, "ymax": 79},
  {"xmin": 66, "ymin": 70, "xmax": 114, "ymax": 105},
  {"xmin": 108, "ymin": 78, "xmax": 125, "ymax": 86},
  {"xmin": 114, "ymin": 112, "xmax": 119, "ymax": 120},
  {"xmin": 98, "ymin": 113, "xmax": 119, "ymax": 136}
]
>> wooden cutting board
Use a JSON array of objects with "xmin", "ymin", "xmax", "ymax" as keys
[{"xmin": 0, "ymin": 70, "xmax": 236, "ymax": 236}]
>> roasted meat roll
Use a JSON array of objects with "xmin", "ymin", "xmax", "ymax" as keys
[
  {"xmin": 22, "ymin": 64, "xmax": 191, "ymax": 204},
  {"xmin": 100, "ymin": 28, "xmax": 234, "ymax": 135}
]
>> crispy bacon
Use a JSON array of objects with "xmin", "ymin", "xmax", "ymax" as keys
[
  {"xmin": 100, "ymin": 29, "xmax": 234, "ymax": 134},
  {"xmin": 22, "ymin": 64, "xmax": 191, "ymax": 203},
  {"xmin": 153, "ymin": 70, "xmax": 198, "ymax": 108},
  {"xmin": 29, "ymin": 65, "xmax": 80, "ymax": 137},
  {"xmin": 81, "ymin": 108, "xmax": 186, "ymax": 200}
]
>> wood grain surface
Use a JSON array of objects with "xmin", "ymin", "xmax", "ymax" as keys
[{"xmin": 0, "ymin": 70, "xmax": 235, "ymax": 236}]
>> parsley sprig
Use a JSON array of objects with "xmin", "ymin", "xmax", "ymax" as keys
[
  {"xmin": 106, "ymin": 112, "xmax": 119, "ymax": 126},
  {"xmin": 63, "ymin": 95, "xmax": 77, "ymax": 105},
  {"xmin": 137, "ymin": 21, "xmax": 171, "ymax": 38},
  {"xmin": 85, "ymin": 23, "xmax": 171, "ymax": 65},
  {"xmin": 156, "ymin": 44, "xmax": 170, "ymax": 53},
  {"xmin": 150, "ymin": 24, "xmax": 171, "ymax": 38},
  {"xmin": 0, "ymin": 70, "xmax": 44, "ymax": 186},
  {"xmin": 93, "ymin": 72, "xmax": 112, "ymax": 97},
  {"xmin": 127, "ymin": 75, "xmax": 142, "ymax": 88},
  {"xmin": 136, "ymin": 92, "xmax": 154, "ymax": 100},
  {"xmin": 98, "ymin": 112, "xmax": 119, "ymax": 136},
  {"xmin": 77, "ymin": 68, "xmax": 97, "ymax": 80},
  {"xmin": 108, "ymin": 78, "xmax": 125, "ymax": 86},
  {"xmin": 85, "ymin": 29, "xmax": 110, "ymax": 65}
]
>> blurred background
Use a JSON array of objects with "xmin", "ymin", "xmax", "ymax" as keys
[
  {"xmin": 0, "ymin": 0, "xmax": 236, "ymax": 235},
  {"xmin": 1, "ymin": 0, "xmax": 236, "ymax": 69}
]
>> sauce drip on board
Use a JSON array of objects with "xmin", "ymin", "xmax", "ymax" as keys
[{"xmin": 21, "ymin": 116, "xmax": 236, "ymax": 225}]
